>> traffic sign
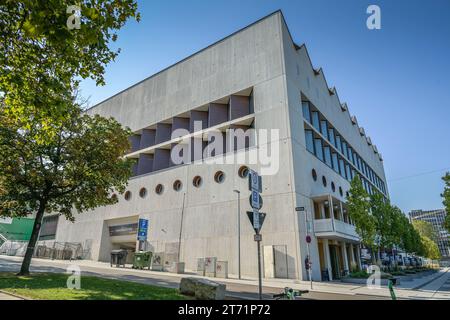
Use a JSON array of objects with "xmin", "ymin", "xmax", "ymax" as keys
[
  {"xmin": 295, "ymin": 207, "xmax": 305, "ymax": 212},
  {"xmin": 254, "ymin": 234, "xmax": 262, "ymax": 242},
  {"xmin": 248, "ymin": 169, "xmax": 262, "ymax": 192},
  {"xmin": 249, "ymin": 192, "xmax": 263, "ymax": 210},
  {"xmin": 246, "ymin": 211, "xmax": 266, "ymax": 233},
  {"xmin": 306, "ymin": 235, "xmax": 311, "ymax": 243},
  {"xmin": 137, "ymin": 218, "xmax": 149, "ymax": 241}
]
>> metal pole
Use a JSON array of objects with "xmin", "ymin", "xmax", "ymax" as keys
[
  {"xmin": 234, "ymin": 189, "xmax": 241, "ymax": 279},
  {"xmin": 305, "ymin": 210, "xmax": 313, "ymax": 290},
  {"xmin": 257, "ymin": 234, "xmax": 262, "ymax": 300}
]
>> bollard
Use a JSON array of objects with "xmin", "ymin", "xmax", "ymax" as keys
[{"xmin": 388, "ymin": 279, "xmax": 397, "ymax": 300}]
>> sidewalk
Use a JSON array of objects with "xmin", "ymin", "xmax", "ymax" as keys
[
  {"xmin": 0, "ymin": 290, "xmax": 23, "ymax": 300},
  {"xmin": 1, "ymin": 255, "xmax": 448, "ymax": 300}
]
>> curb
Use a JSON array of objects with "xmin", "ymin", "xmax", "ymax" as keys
[{"xmin": 0, "ymin": 289, "xmax": 31, "ymax": 300}]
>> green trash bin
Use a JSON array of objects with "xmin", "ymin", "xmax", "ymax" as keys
[{"xmin": 132, "ymin": 251, "xmax": 153, "ymax": 270}]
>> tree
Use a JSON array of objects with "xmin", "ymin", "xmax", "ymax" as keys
[
  {"xmin": 420, "ymin": 235, "xmax": 441, "ymax": 260},
  {"xmin": 370, "ymin": 193, "xmax": 395, "ymax": 254},
  {"xmin": 412, "ymin": 220, "xmax": 438, "ymax": 242},
  {"xmin": 347, "ymin": 176, "xmax": 377, "ymax": 258},
  {"xmin": 0, "ymin": 103, "xmax": 134, "ymax": 275},
  {"xmin": 1, "ymin": 1, "xmax": 140, "ymax": 116},
  {"xmin": 412, "ymin": 220, "xmax": 441, "ymax": 260},
  {"xmin": 441, "ymin": 172, "xmax": 450, "ymax": 232}
]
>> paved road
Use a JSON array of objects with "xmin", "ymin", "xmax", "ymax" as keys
[{"xmin": 0, "ymin": 257, "xmax": 388, "ymax": 300}]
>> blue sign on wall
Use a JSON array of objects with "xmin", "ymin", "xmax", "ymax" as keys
[{"xmin": 137, "ymin": 218, "xmax": 149, "ymax": 241}]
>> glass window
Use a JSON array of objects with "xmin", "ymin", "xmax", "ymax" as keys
[
  {"xmin": 342, "ymin": 141, "xmax": 348, "ymax": 159},
  {"xmin": 335, "ymin": 135, "xmax": 342, "ymax": 153},
  {"xmin": 339, "ymin": 158, "xmax": 346, "ymax": 179},
  {"xmin": 314, "ymin": 138, "xmax": 324, "ymax": 161},
  {"xmin": 302, "ymin": 101, "xmax": 311, "ymax": 123},
  {"xmin": 320, "ymin": 120, "xmax": 328, "ymax": 140},
  {"xmin": 305, "ymin": 130, "xmax": 314, "ymax": 154},
  {"xmin": 332, "ymin": 153, "xmax": 339, "ymax": 173},
  {"xmin": 357, "ymin": 155, "xmax": 361, "ymax": 171},
  {"xmin": 324, "ymin": 146, "xmax": 332, "ymax": 168},
  {"xmin": 348, "ymin": 147, "xmax": 354, "ymax": 164},
  {"xmin": 345, "ymin": 163, "xmax": 352, "ymax": 181},
  {"xmin": 312, "ymin": 111, "xmax": 320, "ymax": 132},
  {"xmin": 328, "ymin": 128, "xmax": 335, "ymax": 146}
]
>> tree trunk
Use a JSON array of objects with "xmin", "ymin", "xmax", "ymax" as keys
[{"xmin": 17, "ymin": 200, "xmax": 46, "ymax": 276}]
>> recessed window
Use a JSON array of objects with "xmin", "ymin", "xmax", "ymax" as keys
[
  {"xmin": 124, "ymin": 191, "xmax": 132, "ymax": 201},
  {"xmin": 139, "ymin": 188, "xmax": 147, "ymax": 198},
  {"xmin": 193, "ymin": 176, "xmax": 202, "ymax": 188},
  {"xmin": 312, "ymin": 169, "xmax": 317, "ymax": 181},
  {"xmin": 214, "ymin": 171, "xmax": 225, "ymax": 183},
  {"xmin": 111, "ymin": 194, "xmax": 118, "ymax": 201},
  {"xmin": 155, "ymin": 184, "xmax": 164, "ymax": 195},
  {"xmin": 346, "ymin": 191, "xmax": 350, "ymax": 198},
  {"xmin": 322, "ymin": 176, "xmax": 327, "ymax": 187},
  {"xmin": 173, "ymin": 180, "xmax": 182, "ymax": 192},
  {"xmin": 331, "ymin": 182, "xmax": 336, "ymax": 192},
  {"xmin": 339, "ymin": 187, "xmax": 343, "ymax": 197},
  {"xmin": 238, "ymin": 166, "xmax": 249, "ymax": 178}
]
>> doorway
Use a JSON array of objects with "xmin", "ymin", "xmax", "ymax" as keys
[{"xmin": 329, "ymin": 245, "xmax": 341, "ymax": 280}]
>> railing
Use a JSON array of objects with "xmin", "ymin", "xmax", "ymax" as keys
[{"xmin": 314, "ymin": 218, "xmax": 359, "ymax": 240}]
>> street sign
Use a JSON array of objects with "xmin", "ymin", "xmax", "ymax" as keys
[
  {"xmin": 249, "ymin": 192, "xmax": 263, "ymax": 210},
  {"xmin": 137, "ymin": 218, "xmax": 149, "ymax": 241},
  {"xmin": 295, "ymin": 207, "xmax": 305, "ymax": 212},
  {"xmin": 306, "ymin": 235, "xmax": 311, "ymax": 243},
  {"xmin": 248, "ymin": 169, "xmax": 262, "ymax": 192},
  {"xmin": 254, "ymin": 234, "xmax": 262, "ymax": 241},
  {"xmin": 246, "ymin": 211, "xmax": 266, "ymax": 232}
]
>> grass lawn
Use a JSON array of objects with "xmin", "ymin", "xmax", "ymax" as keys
[{"xmin": 0, "ymin": 272, "xmax": 187, "ymax": 300}]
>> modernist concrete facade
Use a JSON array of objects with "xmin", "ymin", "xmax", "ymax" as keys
[{"xmin": 52, "ymin": 11, "xmax": 388, "ymax": 281}]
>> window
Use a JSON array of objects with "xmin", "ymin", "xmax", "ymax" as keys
[
  {"xmin": 305, "ymin": 130, "xmax": 315, "ymax": 154},
  {"xmin": 331, "ymin": 182, "xmax": 336, "ymax": 192},
  {"xmin": 320, "ymin": 120, "xmax": 328, "ymax": 139},
  {"xmin": 139, "ymin": 188, "xmax": 147, "ymax": 198},
  {"xmin": 155, "ymin": 184, "xmax": 164, "ymax": 195},
  {"xmin": 193, "ymin": 176, "xmax": 202, "ymax": 188},
  {"xmin": 335, "ymin": 135, "xmax": 342, "ymax": 153},
  {"xmin": 312, "ymin": 169, "xmax": 317, "ymax": 181},
  {"xmin": 124, "ymin": 191, "xmax": 132, "ymax": 201},
  {"xmin": 345, "ymin": 163, "xmax": 352, "ymax": 181},
  {"xmin": 302, "ymin": 101, "xmax": 311, "ymax": 123},
  {"xmin": 342, "ymin": 141, "xmax": 348, "ymax": 159},
  {"xmin": 339, "ymin": 186, "xmax": 343, "ymax": 197},
  {"xmin": 322, "ymin": 176, "xmax": 327, "ymax": 187},
  {"xmin": 314, "ymin": 138, "xmax": 324, "ymax": 161},
  {"xmin": 339, "ymin": 158, "xmax": 346, "ymax": 179},
  {"xmin": 173, "ymin": 180, "xmax": 182, "ymax": 191},
  {"xmin": 238, "ymin": 166, "xmax": 249, "ymax": 178},
  {"xmin": 312, "ymin": 111, "xmax": 320, "ymax": 132},
  {"xmin": 328, "ymin": 128, "xmax": 336, "ymax": 146},
  {"xmin": 348, "ymin": 147, "xmax": 354, "ymax": 164},
  {"xmin": 323, "ymin": 146, "xmax": 332, "ymax": 168},
  {"xmin": 332, "ymin": 153, "xmax": 339, "ymax": 173},
  {"xmin": 214, "ymin": 171, "xmax": 225, "ymax": 183}
]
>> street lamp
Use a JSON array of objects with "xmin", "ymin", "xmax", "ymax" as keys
[{"xmin": 233, "ymin": 189, "xmax": 241, "ymax": 279}]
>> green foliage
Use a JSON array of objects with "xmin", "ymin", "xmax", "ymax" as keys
[
  {"xmin": 0, "ymin": 272, "xmax": 186, "ymax": 300},
  {"xmin": 0, "ymin": 1, "xmax": 140, "ymax": 116},
  {"xmin": 412, "ymin": 220, "xmax": 438, "ymax": 242},
  {"xmin": 412, "ymin": 221, "xmax": 441, "ymax": 260},
  {"xmin": 0, "ymin": 103, "xmax": 133, "ymax": 221},
  {"xmin": 347, "ymin": 176, "xmax": 376, "ymax": 248},
  {"xmin": 442, "ymin": 172, "xmax": 450, "ymax": 232}
]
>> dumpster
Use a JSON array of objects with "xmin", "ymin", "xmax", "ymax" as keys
[
  {"xmin": 110, "ymin": 249, "xmax": 128, "ymax": 267},
  {"xmin": 132, "ymin": 251, "xmax": 153, "ymax": 270}
]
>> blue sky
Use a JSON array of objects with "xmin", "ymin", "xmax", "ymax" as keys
[{"xmin": 79, "ymin": 0, "xmax": 450, "ymax": 214}]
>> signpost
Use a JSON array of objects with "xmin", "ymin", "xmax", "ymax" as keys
[
  {"xmin": 296, "ymin": 206, "xmax": 313, "ymax": 289},
  {"xmin": 247, "ymin": 169, "xmax": 265, "ymax": 300},
  {"xmin": 137, "ymin": 218, "xmax": 149, "ymax": 251}
]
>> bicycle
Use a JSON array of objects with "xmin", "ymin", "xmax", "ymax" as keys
[{"xmin": 272, "ymin": 287, "xmax": 309, "ymax": 300}]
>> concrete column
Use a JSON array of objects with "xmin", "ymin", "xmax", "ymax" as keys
[
  {"xmin": 341, "ymin": 242, "xmax": 349, "ymax": 274},
  {"xmin": 329, "ymin": 195, "xmax": 335, "ymax": 231},
  {"xmin": 323, "ymin": 239, "xmax": 332, "ymax": 281},
  {"xmin": 319, "ymin": 203, "xmax": 326, "ymax": 219},
  {"xmin": 356, "ymin": 244, "xmax": 362, "ymax": 270},
  {"xmin": 339, "ymin": 201, "xmax": 344, "ymax": 221},
  {"xmin": 349, "ymin": 243, "xmax": 356, "ymax": 267}
]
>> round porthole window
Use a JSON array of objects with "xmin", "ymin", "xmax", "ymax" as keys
[
  {"xmin": 322, "ymin": 176, "xmax": 327, "ymax": 187},
  {"xmin": 155, "ymin": 184, "xmax": 164, "ymax": 195},
  {"xmin": 312, "ymin": 169, "xmax": 317, "ymax": 181},
  {"xmin": 111, "ymin": 194, "xmax": 118, "ymax": 201},
  {"xmin": 193, "ymin": 176, "xmax": 202, "ymax": 188},
  {"xmin": 214, "ymin": 171, "xmax": 225, "ymax": 184},
  {"xmin": 339, "ymin": 187, "xmax": 343, "ymax": 197},
  {"xmin": 139, "ymin": 188, "xmax": 147, "ymax": 198},
  {"xmin": 124, "ymin": 191, "xmax": 132, "ymax": 201},
  {"xmin": 173, "ymin": 180, "xmax": 182, "ymax": 192},
  {"xmin": 331, "ymin": 182, "xmax": 336, "ymax": 192},
  {"xmin": 238, "ymin": 166, "xmax": 249, "ymax": 178},
  {"xmin": 346, "ymin": 191, "xmax": 350, "ymax": 198}
]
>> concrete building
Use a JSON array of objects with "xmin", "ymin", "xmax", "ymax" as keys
[
  {"xmin": 410, "ymin": 209, "xmax": 450, "ymax": 258},
  {"xmin": 52, "ymin": 11, "xmax": 389, "ymax": 281}
]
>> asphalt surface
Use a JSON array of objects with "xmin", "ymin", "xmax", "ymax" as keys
[{"xmin": 0, "ymin": 257, "xmax": 392, "ymax": 300}]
